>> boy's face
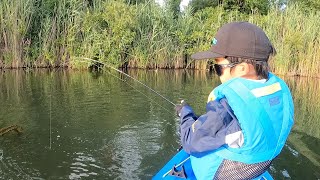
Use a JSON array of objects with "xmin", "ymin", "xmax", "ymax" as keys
[
  {"xmin": 215, "ymin": 57, "xmax": 257, "ymax": 83},
  {"xmin": 215, "ymin": 58, "xmax": 235, "ymax": 83}
]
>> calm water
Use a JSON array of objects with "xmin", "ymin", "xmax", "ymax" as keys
[{"xmin": 0, "ymin": 69, "xmax": 319, "ymax": 180}]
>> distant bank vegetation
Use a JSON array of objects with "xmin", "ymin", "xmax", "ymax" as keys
[{"xmin": 0, "ymin": 0, "xmax": 319, "ymax": 77}]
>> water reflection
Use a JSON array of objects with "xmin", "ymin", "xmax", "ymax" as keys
[
  {"xmin": 0, "ymin": 70, "xmax": 319, "ymax": 179},
  {"xmin": 273, "ymin": 76, "xmax": 320, "ymax": 179}
]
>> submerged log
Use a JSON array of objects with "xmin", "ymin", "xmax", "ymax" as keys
[{"xmin": 0, "ymin": 125, "xmax": 23, "ymax": 136}]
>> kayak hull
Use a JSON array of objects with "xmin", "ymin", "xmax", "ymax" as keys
[{"xmin": 153, "ymin": 149, "xmax": 274, "ymax": 180}]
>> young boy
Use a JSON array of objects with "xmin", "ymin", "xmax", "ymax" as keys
[{"xmin": 175, "ymin": 21, "xmax": 294, "ymax": 179}]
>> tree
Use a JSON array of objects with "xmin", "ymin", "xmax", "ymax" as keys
[
  {"xmin": 190, "ymin": 0, "xmax": 271, "ymax": 14},
  {"xmin": 190, "ymin": 0, "xmax": 220, "ymax": 13},
  {"xmin": 223, "ymin": 0, "xmax": 269, "ymax": 14}
]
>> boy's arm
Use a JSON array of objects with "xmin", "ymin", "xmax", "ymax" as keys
[{"xmin": 179, "ymin": 99, "xmax": 243, "ymax": 157}]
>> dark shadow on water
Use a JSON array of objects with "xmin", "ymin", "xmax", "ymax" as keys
[
  {"xmin": 271, "ymin": 130, "xmax": 320, "ymax": 179},
  {"xmin": 292, "ymin": 130, "xmax": 320, "ymax": 158}
]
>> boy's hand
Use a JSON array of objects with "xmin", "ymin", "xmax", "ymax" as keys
[{"xmin": 175, "ymin": 100, "xmax": 187, "ymax": 117}]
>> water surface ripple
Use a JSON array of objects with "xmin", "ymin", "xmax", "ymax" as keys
[{"xmin": 0, "ymin": 70, "xmax": 319, "ymax": 179}]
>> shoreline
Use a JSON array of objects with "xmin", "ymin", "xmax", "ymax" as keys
[{"xmin": 1, "ymin": 67, "xmax": 319, "ymax": 79}]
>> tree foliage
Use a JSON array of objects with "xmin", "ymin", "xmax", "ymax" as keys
[
  {"xmin": 190, "ymin": 0, "xmax": 270, "ymax": 14},
  {"xmin": 189, "ymin": 0, "xmax": 220, "ymax": 13},
  {"xmin": 289, "ymin": 0, "xmax": 320, "ymax": 11}
]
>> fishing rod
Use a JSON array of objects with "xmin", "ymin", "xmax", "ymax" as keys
[
  {"xmin": 162, "ymin": 156, "xmax": 190, "ymax": 178},
  {"xmin": 80, "ymin": 57, "xmax": 176, "ymax": 107},
  {"xmin": 81, "ymin": 58, "xmax": 191, "ymax": 178}
]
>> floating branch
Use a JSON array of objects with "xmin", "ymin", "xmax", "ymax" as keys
[{"xmin": 0, "ymin": 125, "xmax": 23, "ymax": 136}]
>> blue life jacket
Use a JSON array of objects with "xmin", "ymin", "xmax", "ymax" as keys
[{"xmin": 191, "ymin": 73, "xmax": 294, "ymax": 180}]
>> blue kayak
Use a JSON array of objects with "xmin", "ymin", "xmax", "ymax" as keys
[
  {"xmin": 153, "ymin": 149, "xmax": 195, "ymax": 180},
  {"xmin": 153, "ymin": 149, "xmax": 274, "ymax": 180}
]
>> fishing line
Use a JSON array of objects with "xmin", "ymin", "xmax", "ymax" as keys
[
  {"xmin": 80, "ymin": 57, "xmax": 176, "ymax": 107},
  {"xmin": 49, "ymin": 81, "xmax": 52, "ymax": 150},
  {"xmin": 48, "ymin": 67, "xmax": 63, "ymax": 150},
  {"xmin": 105, "ymin": 70, "xmax": 172, "ymax": 113}
]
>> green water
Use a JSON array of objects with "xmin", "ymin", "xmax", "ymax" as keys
[{"xmin": 0, "ymin": 69, "xmax": 319, "ymax": 179}]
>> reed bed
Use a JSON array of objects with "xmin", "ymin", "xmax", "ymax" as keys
[
  {"xmin": 189, "ymin": 4, "xmax": 320, "ymax": 77},
  {"xmin": 260, "ymin": 4, "xmax": 320, "ymax": 77},
  {"xmin": 0, "ymin": 0, "xmax": 35, "ymax": 68},
  {"xmin": 0, "ymin": 1, "xmax": 319, "ymax": 77}
]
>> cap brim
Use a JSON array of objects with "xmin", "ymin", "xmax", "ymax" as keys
[{"xmin": 191, "ymin": 51, "xmax": 225, "ymax": 60}]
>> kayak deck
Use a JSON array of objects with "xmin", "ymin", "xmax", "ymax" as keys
[{"xmin": 153, "ymin": 149, "xmax": 274, "ymax": 180}]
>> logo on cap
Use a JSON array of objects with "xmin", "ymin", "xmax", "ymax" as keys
[{"xmin": 211, "ymin": 38, "xmax": 217, "ymax": 45}]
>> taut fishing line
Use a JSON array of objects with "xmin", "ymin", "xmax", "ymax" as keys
[
  {"xmin": 104, "ymin": 70, "xmax": 172, "ymax": 113},
  {"xmin": 80, "ymin": 58, "xmax": 176, "ymax": 107}
]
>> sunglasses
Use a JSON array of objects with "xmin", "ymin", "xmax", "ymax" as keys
[{"xmin": 213, "ymin": 63, "xmax": 239, "ymax": 76}]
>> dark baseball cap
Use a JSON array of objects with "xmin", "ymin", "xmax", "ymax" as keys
[{"xmin": 191, "ymin": 21, "xmax": 276, "ymax": 61}]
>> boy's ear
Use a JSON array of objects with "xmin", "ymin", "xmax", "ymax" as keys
[{"xmin": 239, "ymin": 62, "xmax": 250, "ymax": 75}]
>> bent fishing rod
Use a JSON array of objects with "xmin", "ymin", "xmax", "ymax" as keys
[{"xmin": 80, "ymin": 57, "xmax": 176, "ymax": 107}]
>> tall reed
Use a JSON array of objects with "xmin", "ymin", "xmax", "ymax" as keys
[
  {"xmin": 187, "ymin": 4, "xmax": 320, "ymax": 77},
  {"xmin": 129, "ymin": 2, "xmax": 181, "ymax": 69},
  {"xmin": 0, "ymin": 0, "xmax": 35, "ymax": 68},
  {"xmin": 258, "ymin": 4, "xmax": 320, "ymax": 77},
  {"xmin": 36, "ymin": 0, "xmax": 95, "ymax": 68}
]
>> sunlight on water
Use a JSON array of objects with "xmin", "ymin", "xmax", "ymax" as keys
[
  {"xmin": 68, "ymin": 152, "xmax": 100, "ymax": 179},
  {"xmin": 0, "ymin": 154, "xmax": 41, "ymax": 180},
  {"xmin": 112, "ymin": 128, "xmax": 142, "ymax": 179},
  {"xmin": 285, "ymin": 144, "xmax": 299, "ymax": 157}
]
